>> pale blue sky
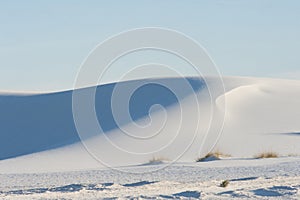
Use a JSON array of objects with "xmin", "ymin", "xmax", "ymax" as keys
[{"xmin": 1, "ymin": 0, "xmax": 300, "ymax": 91}]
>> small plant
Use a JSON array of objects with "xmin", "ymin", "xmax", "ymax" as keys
[
  {"xmin": 255, "ymin": 152, "xmax": 278, "ymax": 159},
  {"xmin": 220, "ymin": 180, "xmax": 230, "ymax": 188},
  {"xmin": 196, "ymin": 153, "xmax": 219, "ymax": 162},
  {"xmin": 196, "ymin": 151, "xmax": 231, "ymax": 162},
  {"xmin": 148, "ymin": 156, "xmax": 168, "ymax": 164}
]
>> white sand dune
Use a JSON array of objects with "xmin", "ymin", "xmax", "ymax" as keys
[
  {"xmin": 0, "ymin": 76, "xmax": 300, "ymax": 173},
  {"xmin": 0, "ymin": 76, "xmax": 300, "ymax": 199}
]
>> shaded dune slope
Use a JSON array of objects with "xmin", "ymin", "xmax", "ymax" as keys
[{"xmin": 0, "ymin": 77, "xmax": 204, "ymax": 160}]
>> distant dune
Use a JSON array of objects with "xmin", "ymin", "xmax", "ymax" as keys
[{"xmin": 0, "ymin": 76, "xmax": 300, "ymax": 173}]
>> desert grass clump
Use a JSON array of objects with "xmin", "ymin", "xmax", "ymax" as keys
[
  {"xmin": 220, "ymin": 180, "xmax": 230, "ymax": 188},
  {"xmin": 196, "ymin": 151, "xmax": 231, "ymax": 162},
  {"xmin": 148, "ymin": 156, "xmax": 168, "ymax": 164},
  {"xmin": 210, "ymin": 150, "xmax": 231, "ymax": 158},
  {"xmin": 255, "ymin": 152, "xmax": 278, "ymax": 159}
]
